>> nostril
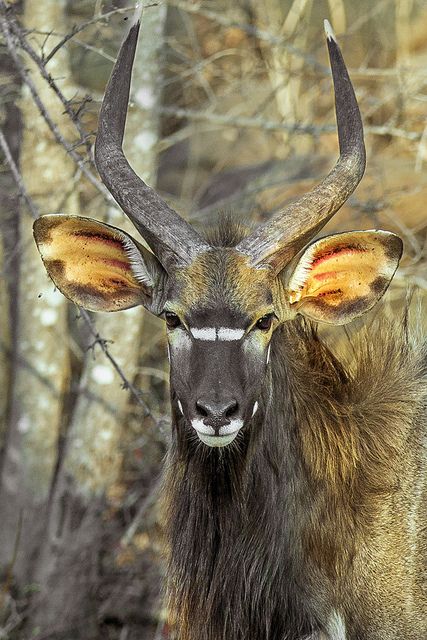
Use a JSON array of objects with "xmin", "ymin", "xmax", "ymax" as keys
[
  {"xmin": 195, "ymin": 400, "xmax": 209, "ymax": 418},
  {"xmin": 225, "ymin": 400, "xmax": 239, "ymax": 419},
  {"xmin": 195, "ymin": 398, "xmax": 239, "ymax": 425}
]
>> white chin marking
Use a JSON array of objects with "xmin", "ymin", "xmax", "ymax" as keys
[
  {"xmin": 191, "ymin": 419, "xmax": 215, "ymax": 435},
  {"xmin": 198, "ymin": 432, "xmax": 239, "ymax": 448},
  {"xmin": 191, "ymin": 418, "xmax": 243, "ymax": 447},
  {"xmin": 252, "ymin": 401, "xmax": 258, "ymax": 417}
]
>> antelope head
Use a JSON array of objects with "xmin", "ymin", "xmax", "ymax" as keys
[{"xmin": 33, "ymin": 11, "xmax": 402, "ymax": 448}]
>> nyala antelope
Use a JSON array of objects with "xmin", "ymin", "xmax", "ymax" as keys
[{"xmin": 33, "ymin": 7, "xmax": 427, "ymax": 640}]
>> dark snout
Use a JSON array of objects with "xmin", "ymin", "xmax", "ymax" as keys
[
  {"xmin": 181, "ymin": 340, "xmax": 259, "ymax": 447},
  {"xmin": 169, "ymin": 330, "xmax": 266, "ymax": 448},
  {"xmin": 195, "ymin": 397, "xmax": 239, "ymax": 431}
]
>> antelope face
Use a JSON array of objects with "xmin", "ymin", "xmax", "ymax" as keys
[
  {"xmin": 164, "ymin": 250, "xmax": 277, "ymax": 447},
  {"xmin": 33, "ymin": 11, "xmax": 403, "ymax": 449},
  {"xmin": 33, "ymin": 216, "xmax": 401, "ymax": 450}
]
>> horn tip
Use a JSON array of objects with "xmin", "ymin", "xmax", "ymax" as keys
[
  {"xmin": 130, "ymin": 2, "xmax": 143, "ymax": 29},
  {"xmin": 324, "ymin": 19, "xmax": 337, "ymax": 43}
]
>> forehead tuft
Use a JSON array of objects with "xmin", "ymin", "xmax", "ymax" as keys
[{"xmin": 171, "ymin": 249, "xmax": 273, "ymax": 315}]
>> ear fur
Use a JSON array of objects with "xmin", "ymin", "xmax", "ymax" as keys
[
  {"xmin": 285, "ymin": 230, "xmax": 403, "ymax": 324},
  {"xmin": 33, "ymin": 215, "xmax": 167, "ymax": 314}
]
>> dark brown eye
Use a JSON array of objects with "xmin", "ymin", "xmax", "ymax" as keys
[
  {"xmin": 165, "ymin": 312, "xmax": 181, "ymax": 329},
  {"xmin": 256, "ymin": 313, "xmax": 274, "ymax": 332}
]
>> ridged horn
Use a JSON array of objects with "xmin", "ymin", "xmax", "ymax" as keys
[
  {"xmin": 95, "ymin": 4, "xmax": 210, "ymax": 272},
  {"xmin": 236, "ymin": 20, "xmax": 366, "ymax": 272}
]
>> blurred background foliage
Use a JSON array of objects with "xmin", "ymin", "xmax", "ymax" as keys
[{"xmin": 0, "ymin": 0, "xmax": 426, "ymax": 638}]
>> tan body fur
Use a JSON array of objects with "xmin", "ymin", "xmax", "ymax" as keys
[{"xmin": 162, "ymin": 313, "xmax": 427, "ymax": 639}]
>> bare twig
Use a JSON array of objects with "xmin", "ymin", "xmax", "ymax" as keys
[
  {"xmin": 8, "ymin": 14, "xmax": 93, "ymax": 154},
  {"xmin": 0, "ymin": 5, "xmax": 111, "ymax": 201},
  {"xmin": 0, "ymin": 129, "xmax": 39, "ymax": 219},
  {"xmin": 42, "ymin": 4, "xmax": 158, "ymax": 65},
  {"xmin": 120, "ymin": 478, "xmax": 162, "ymax": 546},
  {"xmin": 0, "ymin": 127, "xmax": 161, "ymax": 423},
  {"xmin": 79, "ymin": 309, "xmax": 160, "ymax": 420},
  {"xmin": 158, "ymin": 105, "xmax": 422, "ymax": 141}
]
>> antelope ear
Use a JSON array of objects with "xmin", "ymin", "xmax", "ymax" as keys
[
  {"xmin": 285, "ymin": 230, "xmax": 403, "ymax": 324},
  {"xmin": 33, "ymin": 215, "xmax": 167, "ymax": 313}
]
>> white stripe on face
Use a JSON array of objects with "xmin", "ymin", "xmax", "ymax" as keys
[
  {"xmin": 190, "ymin": 327, "xmax": 217, "ymax": 341},
  {"xmin": 190, "ymin": 327, "xmax": 245, "ymax": 341},
  {"xmin": 217, "ymin": 328, "xmax": 245, "ymax": 341}
]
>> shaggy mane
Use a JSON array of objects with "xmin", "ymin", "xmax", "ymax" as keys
[{"xmin": 161, "ymin": 308, "xmax": 427, "ymax": 640}]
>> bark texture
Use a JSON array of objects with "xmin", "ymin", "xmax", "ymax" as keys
[
  {"xmin": 0, "ymin": 0, "xmax": 77, "ymax": 582},
  {"xmin": 0, "ymin": 236, "xmax": 10, "ymax": 450}
]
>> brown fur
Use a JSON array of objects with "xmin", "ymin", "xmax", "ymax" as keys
[
  {"xmin": 173, "ymin": 249, "xmax": 273, "ymax": 313},
  {"xmin": 161, "ymin": 311, "xmax": 427, "ymax": 639}
]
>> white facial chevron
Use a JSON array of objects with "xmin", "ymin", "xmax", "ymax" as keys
[{"xmin": 190, "ymin": 327, "xmax": 245, "ymax": 341}]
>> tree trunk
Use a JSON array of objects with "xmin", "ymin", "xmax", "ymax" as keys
[
  {"xmin": 0, "ymin": 236, "xmax": 10, "ymax": 451},
  {"xmin": 30, "ymin": 4, "xmax": 167, "ymax": 636},
  {"xmin": 0, "ymin": 0, "xmax": 77, "ymax": 583}
]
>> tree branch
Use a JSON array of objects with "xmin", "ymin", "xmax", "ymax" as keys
[
  {"xmin": 158, "ymin": 105, "xmax": 422, "ymax": 141},
  {"xmin": 0, "ymin": 128, "xmax": 161, "ymax": 423},
  {"xmin": 0, "ymin": 5, "xmax": 111, "ymax": 201},
  {"xmin": 8, "ymin": 14, "xmax": 93, "ymax": 154}
]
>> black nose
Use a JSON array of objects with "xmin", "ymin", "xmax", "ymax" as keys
[{"xmin": 195, "ymin": 397, "xmax": 239, "ymax": 430}]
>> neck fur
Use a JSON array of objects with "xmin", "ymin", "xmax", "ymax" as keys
[{"xmin": 160, "ymin": 316, "xmax": 424, "ymax": 640}]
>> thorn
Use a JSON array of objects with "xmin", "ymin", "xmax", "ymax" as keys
[{"xmin": 324, "ymin": 19, "xmax": 337, "ymax": 42}]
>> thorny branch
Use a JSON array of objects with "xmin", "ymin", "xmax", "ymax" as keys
[
  {"xmin": 43, "ymin": 6, "xmax": 136, "ymax": 66},
  {"xmin": 41, "ymin": 3, "xmax": 158, "ymax": 65}
]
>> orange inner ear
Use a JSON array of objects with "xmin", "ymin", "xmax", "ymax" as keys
[
  {"xmin": 61, "ymin": 230, "xmax": 138, "ymax": 288},
  {"xmin": 35, "ymin": 216, "xmax": 147, "ymax": 312},
  {"xmin": 289, "ymin": 243, "xmax": 373, "ymax": 306},
  {"xmin": 286, "ymin": 230, "xmax": 402, "ymax": 324},
  {"xmin": 43, "ymin": 226, "xmax": 140, "ymax": 292}
]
